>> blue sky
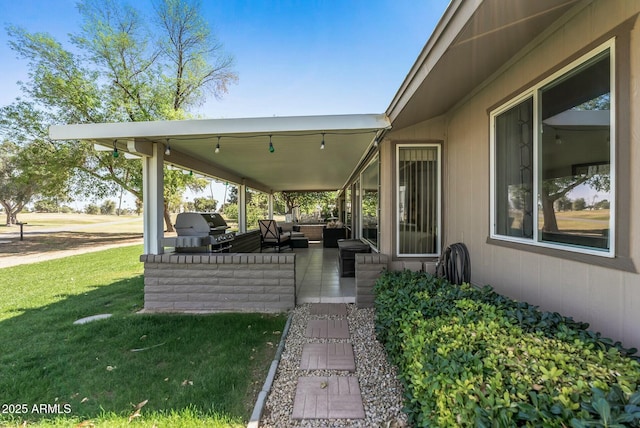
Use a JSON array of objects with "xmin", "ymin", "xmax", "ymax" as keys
[
  {"xmin": 0, "ymin": 0, "xmax": 450, "ymax": 118},
  {"xmin": 0, "ymin": 0, "xmax": 450, "ymax": 208}
]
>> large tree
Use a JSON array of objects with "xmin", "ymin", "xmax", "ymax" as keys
[
  {"xmin": 5, "ymin": 0, "xmax": 237, "ymax": 230},
  {"xmin": 540, "ymin": 173, "xmax": 609, "ymax": 232},
  {"xmin": 0, "ymin": 102, "xmax": 77, "ymax": 224},
  {"xmin": 0, "ymin": 140, "xmax": 72, "ymax": 225}
]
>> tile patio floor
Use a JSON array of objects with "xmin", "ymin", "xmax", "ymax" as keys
[{"xmin": 292, "ymin": 243, "xmax": 356, "ymax": 304}]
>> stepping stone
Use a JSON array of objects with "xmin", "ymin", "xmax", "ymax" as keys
[
  {"xmin": 309, "ymin": 303, "xmax": 347, "ymax": 316},
  {"xmin": 292, "ymin": 376, "xmax": 365, "ymax": 419},
  {"xmin": 305, "ymin": 319, "xmax": 350, "ymax": 339},
  {"xmin": 73, "ymin": 314, "xmax": 112, "ymax": 325},
  {"xmin": 300, "ymin": 343, "xmax": 355, "ymax": 371}
]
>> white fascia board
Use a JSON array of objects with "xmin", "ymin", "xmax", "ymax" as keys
[{"xmin": 49, "ymin": 114, "xmax": 390, "ymax": 141}]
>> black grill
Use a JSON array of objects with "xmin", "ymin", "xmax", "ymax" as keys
[{"xmin": 174, "ymin": 212, "xmax": 235, "ymax": 252}]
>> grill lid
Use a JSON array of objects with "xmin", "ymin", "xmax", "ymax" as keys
[
  {"xmin": 175, "ymin": 212, "xmax": 231, "ymax": 238},
  {"xmin": 199, "ymin": 213, "xmax": 229, "ymax": 229}
]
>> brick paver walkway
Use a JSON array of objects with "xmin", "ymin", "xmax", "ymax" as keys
[
  {"xmin": 309, "ymin": 303, "xmax": 348, "ymax": 316},
  {"xmin": 299, "ymin": 343, "xmax": 356, "ymax": 371},
  {"xmin": 292, "ymin": 303, "xmax": 365, "ymax": 420},
  {"xmin": 292, "ymin": 376, "xmax": 365, "ymax": 419},
  {"xmin": 304, "ymin": 319, "xmax": 350, "ymax": 339}
]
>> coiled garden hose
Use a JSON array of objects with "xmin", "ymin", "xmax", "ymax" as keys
[{"xmin": 436, "ymin": 242, "xmax": 471, "ymax": 285}]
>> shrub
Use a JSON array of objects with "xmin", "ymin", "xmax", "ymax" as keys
[
  {"xmin": 374, "ymin": 270, "xmax": 640, "ymax": 427},
  {"xmin": 100, "ymin": 199, "xmax": 116, "ymax": 215},
  {"xmin": 84, "ymin": 203, "xmax": 99, "ymax": 215}
]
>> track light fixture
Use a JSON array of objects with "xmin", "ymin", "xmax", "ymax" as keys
[
  {"xmin": 268, "ymin": 135, "xmax": 275, "ymax": 153},
  {"xmin": 158, "ymin": 130, "xmax": 382, "ymax": 158}
]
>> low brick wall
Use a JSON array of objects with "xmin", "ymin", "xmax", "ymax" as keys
[
  {"xmin": 296, "ymin": 224, "xmax": 325, "ymax": 241},
  {"xmin": 140, "ymin": 253, "xmax": 295, "ymax": 313},
  {"xmin": 355, "ymin": 253, "xmax": 389, "ymax": 308}
]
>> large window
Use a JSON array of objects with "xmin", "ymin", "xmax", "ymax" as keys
[
  {"xmin": 397, "ymin": 145, "xmax": 441, "ymax": 256},
  {"xmin": 352, "ymin": 179, "xmax": 360, "ymax": 239},
  {"xmin": 361, "ymin": 156, "xmax": 379, "ymax": 248},
  {"xmin": 491, "ymin": 42, "xmax": 614, "ymax": 256},
  {"xmin": 343, "ymin": 187, "xmax": 351, "ymax": 231}
]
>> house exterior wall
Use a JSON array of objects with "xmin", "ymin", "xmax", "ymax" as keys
[
  {"xmin": 382, "ymin": 116, "xmax": 446, "ymax": 259},
  {"xmin": 395, "ymin": 1, "xmax": 640, "ymax": 348}
]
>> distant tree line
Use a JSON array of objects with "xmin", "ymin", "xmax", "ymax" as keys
[{"xmin": 555, "ymin": 196, "xmax": 610, "ymax": 212}]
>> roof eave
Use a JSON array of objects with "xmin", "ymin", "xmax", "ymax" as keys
[{"xmin": 385, "ymin": 0, "xmax": 478, "ymax": 123}]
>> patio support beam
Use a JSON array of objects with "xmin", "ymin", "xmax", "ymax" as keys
[
  {"xmin": 143, "ymin": 143, "xmax": 164, "ymax": 254},
  {"xmin": 268, "ymin": 193, "xmax": 274, "ymax": 219},
  {"xmin": 238, "ymin": 182, "xmax": 247, "ymax": 233}
]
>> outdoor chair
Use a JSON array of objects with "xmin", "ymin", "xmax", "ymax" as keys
[{"xmin": 259, "ymin": 219, "xmax": 292, "ymax": 252}]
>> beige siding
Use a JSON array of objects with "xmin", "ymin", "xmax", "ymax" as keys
[
  {"xmin": 382, "ymin": 116, "xmax": 446, "ymax": 258},
  {"xmin": 398, "ymin": 1, "xmax": 640, "ymax": 348},
  {"xmin": 379, "ymin": 139, "xmax": 394, "ymax": 256},
  {"xmin": 387, "ymin": 115, "xmax": 446, "ymax": 142}
]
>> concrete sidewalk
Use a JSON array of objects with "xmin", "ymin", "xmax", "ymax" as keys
[{"xmin": 0, "ymin": 240, "xmax": 142, "ymax": 269}]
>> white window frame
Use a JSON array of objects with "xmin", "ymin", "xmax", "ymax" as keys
[
  {"xmin": 352, "ymin": 179, "xmax": 360, "ymax": 239},
  {"xmin": 359, "ymin": 155, "xmax": 380, "ymax": 250},
  {"xmin": 489, "ymin": 40, "xmax": 616, "ymax": 258},
  {"xmin": 396, "ymin": 143, "xmax": 442, "ymax": 258}
]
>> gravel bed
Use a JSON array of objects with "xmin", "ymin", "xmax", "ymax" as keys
[{"xmin": 259, "ymin": 304, "xmax": 408, "ymax": 428}]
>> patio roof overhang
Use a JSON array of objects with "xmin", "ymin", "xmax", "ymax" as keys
[
  {"xmin": 386, "ymin": 0, "xmax": 582, "ymax": 130},
  {"xmin": 49, "ymin": 113, "xmax": 391, "ymax": 194}
]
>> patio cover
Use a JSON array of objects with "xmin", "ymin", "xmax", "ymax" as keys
[
  {"xmin": 50, "ymin": 113, "xmax": 390, "ymax": 254},
  {"xmin": 49, "ymin": 114, "xmax": 391, "ymax": 194}
]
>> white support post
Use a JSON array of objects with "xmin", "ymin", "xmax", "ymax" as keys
[
  {"xmin": 238, "ymin": 182, "xmax": 247, "ymax": 233},
  {"xmin": 143, "ymin": 143, "xmax": 164, "ymax": 254},
  {"xmin": 268, "ymin": 193, "xmax": 274, "ymax": 219}
]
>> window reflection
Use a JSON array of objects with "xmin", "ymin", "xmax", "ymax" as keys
[
  {"xmin": 361, "ymin": 157, "xmax": 379, "ymax": 247},
  {"xmin": 539, "ymin": 52, "xmax": 611, "ymax": 250}
]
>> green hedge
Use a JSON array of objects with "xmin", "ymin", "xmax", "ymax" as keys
[{"xmin": 374, "ymin": 270, "xmax": 640, "ymax": 427}]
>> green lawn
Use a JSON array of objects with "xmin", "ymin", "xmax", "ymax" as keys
[
  {"xmin": 0, "ymin": 245, "xmax": 287, "ymax": 427},
  {"xmin": 0, "ymin": 213, "xmax": 144, "ymax": 233}
]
